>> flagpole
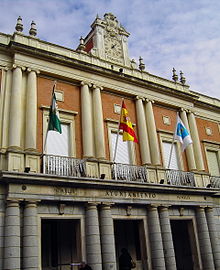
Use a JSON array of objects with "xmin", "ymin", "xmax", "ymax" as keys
[
  {"xmin": 113, "ymin": 98, "xmax": 124, "ymax": 180},
  {"xmin": 42, "ymin": 81, "xmax": 57, "ymax": 156},
  {"xmin": 113, "ymin": 98, "xmax": 124, "ymax": 162},
  {"xmin": 167, "ymin": 112, "xmax": 178, "ymax": 169}
]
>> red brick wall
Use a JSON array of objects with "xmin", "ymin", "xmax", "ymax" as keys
[
  {"xmin": 196, "ymin": 117, "xmax": 220, "ymax": 171},
  {"xmin": 153, "ymin": 105, "xmax": 188, "ymax": 170},
  {"xmin": 37, "ymin": 77, "xmax": 82, "ymax": 157},
  {"xmin": 102, "ymin": 93, "xmax": 141, "ymax": 165}
]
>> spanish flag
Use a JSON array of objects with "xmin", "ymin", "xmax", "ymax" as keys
[{"xmin": 119, "ymin": 100, "xmax": 138, "ymax": 143}]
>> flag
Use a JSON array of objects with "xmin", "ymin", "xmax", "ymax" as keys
[
  {"xmin": 119, "ymin": 100, "xmax": 138, "ymax": 143},
  {"xmin": 48, "ymin": 88, "xmax": 62, "ymax": 134},
  {"xmin": 174, "ymin": 115, "xmax": 192, "ymax": 150}
]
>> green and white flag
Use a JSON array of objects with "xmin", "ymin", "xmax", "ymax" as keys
[{"xmin": 48, "ymin": 90, "xmax": 62, "ymax": 134}]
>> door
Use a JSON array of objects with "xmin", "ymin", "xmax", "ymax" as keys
[
  {"xmin": 114, "ymin": 219, "xmax": 148, "ymax": 270},
  {"xmin": 41, "ymin": 219, "xmax": 81, "ymax": 270}
]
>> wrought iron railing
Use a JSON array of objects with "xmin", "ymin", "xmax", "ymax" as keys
[
  {"xmin": 210, "ymin": 176, "xmax": 220, "ymax": 188},
  {"xmin": 165, "ymin": 169, "xmax": 195, "ymax": 187},
  {"xmin": 43, "ymin": 155, "xmax": 86, "ymax": 177},
  {"xmin": 111, "ymin": 163, "xmax": 148, "ymax": 182}
]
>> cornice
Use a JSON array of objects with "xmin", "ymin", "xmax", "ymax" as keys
[{"xmin": 2, "ymin": 34, "xmax": 219, "ymax": 111}]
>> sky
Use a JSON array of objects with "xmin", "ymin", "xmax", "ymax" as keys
[{"xmin": 0, "ymin": 0, "xmax": 219, "ymax": 99}]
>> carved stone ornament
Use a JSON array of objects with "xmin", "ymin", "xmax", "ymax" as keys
[
  {"xmin": 103, "ymin": 13, "xmax": 124, "ymax": 63},
  {"xmin": 104, "ymin": 13, "xmax": 119, "ymax": 37}
]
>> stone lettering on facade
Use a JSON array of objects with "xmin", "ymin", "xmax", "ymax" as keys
[
  {"xmin": 54, "ymin": 187, "xmax": 76, "ymax": 195},
  {"xmin": 105, "ymin": 190, "xmax": 157, "ymax": 199},
  {"xmin": 177, "ymin": 195, "xmax": 191, "ymax": 200}
]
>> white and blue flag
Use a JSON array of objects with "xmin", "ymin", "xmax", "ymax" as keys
[{"xmin": 174, "ymin": 116, "xmax": 192, "ymax": 151}]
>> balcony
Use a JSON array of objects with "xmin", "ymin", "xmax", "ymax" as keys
[
  {"xmin": 43, "ymin": 155, "xmax": 212, "ymax": 188},
  {"xmin": 210, "ymin": 176, "xmax": 220, "ymax": 188}
]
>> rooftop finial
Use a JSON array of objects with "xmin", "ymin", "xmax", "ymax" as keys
[
  {"xmin": 15, "ymin": 16, "xmax": 23, "ymax": 32},
  {"xmin": 180, "ymin": 71, "xmax": 186, "ymax": 85},
  {"xmin": 29, "ymin": 21, "xmax": 37, "ymax": 36},
  {"xmin": 172, "ymin": 67, "xmax": 178, "ymax": 82},
  {"xmin": 139, "ymin": 57, "xmax": 145, "ymax": 71},
  {"xmin": 77, "ymin": 36, "xmax": 86, "ymax": 52}
]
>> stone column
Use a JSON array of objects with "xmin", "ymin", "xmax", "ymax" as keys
[
  {"xmin": 145, "ymin": 100, "xmax": 161, "ymax": 165},
  {"xmin": 1, "ymin": 68, "xmax": 12, "ymax": 150},
  {"xmin": 205, "ymin": 207, "xmax": 220, "ymax": 269},
  {"xmin": 3, "ymin": 200, "xmax": 20, "ymax": 270},
  {"xmin": 158, "ymin": 206, "xmax": 176, "ymax": 270},
  {"xmin": 188, "ymin": 111, "xmax": 205, "ymax": 171},
  {"xmin": 8, "ymin": 66, "xmax": 23, "ymax": 149},
  {"xmin": 180, "ymin": 110, "xmax": 196, "ymax": 171},
  {"xmin": 81, "ymin": 82, "xmax": 94, "ymax": 158},
  {"xmin": 23, "ymin": 201, "xmax": 39, "ymax": 270},
  {"xmin": 196, "ymin": 206, "xmax": 215, "ymax": 269},
  {"xmin": 147, "ymin": 205, "xmax": 166, "ymax": 269},
  {"xmin": 85, "ymin": 203, "xmax": 102, "ymax": 270},
  {"xmin": 100, "ymin": 204, "xmax": 116, "ymax": 270},
  {"xmin": 92, "ymin": 85, "xmax": 106, "ymax": 159},
  {"xmin": 135, "ymin": 97, "xmax": 151, "ymax": 164},
  {"xmin": 25, "ymin": 69, "xmax": 38, "ymax": 151}
]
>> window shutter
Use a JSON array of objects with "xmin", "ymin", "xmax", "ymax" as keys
[
  {"xmin": 111, "ymin": 132, "xmax": 130, "ymax": 164},
  {"xmin": 163, "ymin": 142, "xmax": 180, "ymax": 170},
  {"xmin": 46, "ymin": 124, "xmax": 69, "ymax": 156},
  {"xmin": 207, "ymin": 150, "xmax": 220, "ymax": 176}
]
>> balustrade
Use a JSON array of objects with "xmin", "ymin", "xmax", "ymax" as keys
[{"xmin": 43, "ymin": 155, "xmax": 86, "ymax": 177}]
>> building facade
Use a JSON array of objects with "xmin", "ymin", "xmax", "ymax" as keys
[{"xmin": 0, "ymin": 13, "xmax": 220, "ymax": 270}]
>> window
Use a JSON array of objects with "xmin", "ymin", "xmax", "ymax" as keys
[
  {"xmin": 46, "ymin": 123, "xmax": 70, "ymax": 156},
  {"xmin": 106, "ymin": 120, "xmax": 136, "ymax": 165},
  {"xmin": 163, "ymin": 141, "xmax": 180, "ymax": 170},
  {"xmin": 111, "ymin": 132, "xmax": 131, "ymax": 164},
  {"xmin": 42, "ymin": 106, "xmax": 78, "ymax": 157},
  {"xmin": 159, "ymin": 132, "xmax": 183, "ymax": 170},
  {"xmin": 207, "ymin": 150, "xmax": 220, "ymax": 176}
]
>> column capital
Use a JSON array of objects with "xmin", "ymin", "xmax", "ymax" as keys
[
  {"xmin": 158, "ymin": 205, "xmax": 171, "ymax": 211},
  {"xmin": 100, "ymin": 202, "xmax": 115, "ymax": 207},
  {"xmin": 80, "ymin": 81, "xmax": 92, "ymax": 87},
  {"xmin": 136, "ymin": 95, "xmax": 144, "ymax": 100},
  {"xmin": 92, "ymin": 84, "xmax": 103, "ymax": 90},
  {"xmin": 12, "ymin": 64, "xmax": 26, "ymax": 71},
  {"xmin": 26, "ymin": 67, "xmax": 40, "ymax": 74},
  {"xmin": 87, "ymin": 201, "xmax": 101, "ymax": 208},
  {"xmin": 1, "ymin": 66, "xmax": 9, "ymax": 71},
  {"xmin": 148, "ymin": 204, "xmax": 160, "ymax": 210},
  {"xmin": 24, "ymin": 200, "xmax": 40, "ymax": 207}
]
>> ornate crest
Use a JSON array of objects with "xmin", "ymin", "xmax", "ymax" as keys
[{"xmin": 104, "ymin": 13, "xmax": 119, "ymax": 37}]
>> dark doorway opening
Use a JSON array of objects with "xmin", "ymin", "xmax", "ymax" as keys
[
  {"xmin": 41, "ymin": 219, "xmax": 81, "ymax": 270},
  {"xmin": 114, "ymin": 219, "xmax": 148, "ymax": 270},
  {"xmin": 171, "ymin": 219, "xmax": 199, "ymax": 270}
]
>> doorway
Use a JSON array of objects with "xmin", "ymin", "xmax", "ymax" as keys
[
  {"xmin": 171, "ymin": 219, "xmax": 200, "ymax": 270},
  {"xmin": 41, "ymin": 219, "xmax": 81, "ymax": 270},
  {"xmin": 114, "ymin": 219, "xmax": 148, "ymax": 270}
]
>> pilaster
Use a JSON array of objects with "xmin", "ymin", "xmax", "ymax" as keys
[
  {"xmin": 135, "ymin": 97, "xmax": 151, "ymax": 165},
  {"xmin": 81, "ymin": 82, "xmax": 94, "ymax": 158},
  {"xmin": 100, "ymin": 203, "xmax": 116, "ymax": 270},
  {"xmin": 188, "ymin": 111, "xmax": 205, "ymax": 171},
  {"xmin": 180, "ymin": 110, "xmax": 196, "ymax": 171},
  {"xmin": 158, "ymin": 206, "xmax": 176, "ymax": 270},
  {"xmin": 8, "ymin": 65, "xmax": 24, "ymax": 150},
  {"xmin": 3, "ymin": 200, "xmax": 20, "ymax": 270},
  {"xmin": 147, "ymin": 205, "xmax": 166, "ymax": 269},
  {"xmin": 25, "ymin": 68, "xmax": 38, "ymax": 151},
  {"xmin": 145, "ymin": 99, "xmax": 160, "ymax": 165},
  {"xmin": 205, "ymin": 207, "xmax": 220, "ymax": 269},
  {"xmin": 196, "ymin": 206, "xmax": 215, "ymax": 269},
  {"xmin": 23, "ymin": 201, "xmax": 39, "ymax": 270},
  {"xmin": 85, "ymin": 202, "xmax": 102, "ymax": 270},
  {"xmin": 92, "ymin": 85, "xmax": 106, "ymax": 160}
]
